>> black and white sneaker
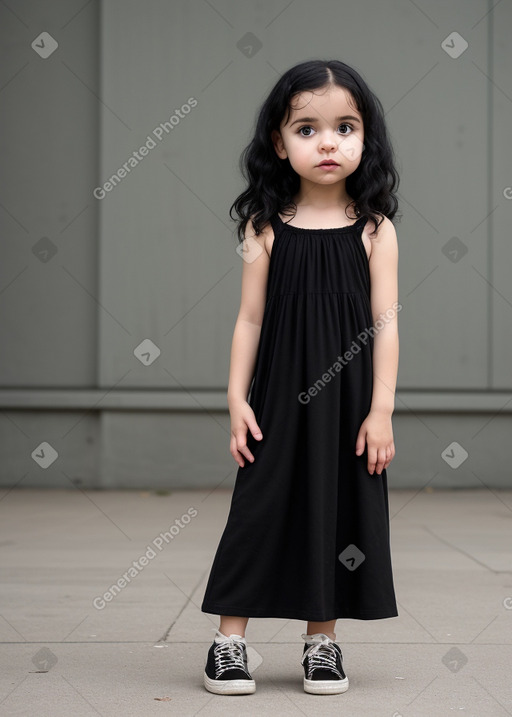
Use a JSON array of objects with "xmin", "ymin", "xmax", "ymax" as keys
[
  {"xmin": 301, "ymin": 632, "xmax": 349, "ymax": 694},
  {"xmin": 204, "ymin": 628, "xmax": 256, "ymax": 695}
]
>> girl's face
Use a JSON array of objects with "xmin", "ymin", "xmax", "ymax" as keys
[{"xmin": 271, "ymin": 85, "xmax": 364, "ymax": 188}]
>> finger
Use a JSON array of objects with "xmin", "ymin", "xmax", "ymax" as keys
[
  {"xmin": 230, "ymin": 435, "xmax": 244, "ymax": 467},
  {"xmin": 383, "ymin": 446, "xmax": 393, "ymax": 469},
  {"xmin": 230, "ymin": 435, "xmax": 245, "ymax": 468},
  {"xmin": 375, "ymin": 448, "xmax": 385, "ymax": 475},
  {"xmin": 367, "ymin": 446, "xmax": 377, "ymax": 474},
  {"xmin": 375, "ymin": 448, "xmax": 387, "ymax": 475},
  {"xmin": 236, "ymin": 435, "xmax": 255, "ymax": 464},
  {"xmin": 240, "ymin": 447, "xmax": 255, "ymax": 463},
  {"xmin": 386, "ymin": 444, "xmax": 396, "ymax": 467},
  {"xmin": 248, "ymin": 419, "xmax": 263, "ymax": 440},
  {"xmin": 355, "ymin": 432, "xmax": 366, "ymax": 455}
]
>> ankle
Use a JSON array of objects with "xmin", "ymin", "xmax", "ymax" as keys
[
  {"xmin": 217, "ymin": 628, "xmax": 246, "ymax": 640},
  {"xmin": 305, "ymin": 631, "xmax": 336, "ymax": 641}
]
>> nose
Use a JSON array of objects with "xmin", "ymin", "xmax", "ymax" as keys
[{"xmin": 318, "ymin": 132, "xmax": 337, "ymax": 152}]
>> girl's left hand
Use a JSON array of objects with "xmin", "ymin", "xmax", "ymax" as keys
[{"xmin": 355, "ymin": 411, "xmax": 396, "ymax": 476}]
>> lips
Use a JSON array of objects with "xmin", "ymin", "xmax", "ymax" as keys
[{"xmin": 318, "ymin": 160, "xmax": 339, "ymax": 166}]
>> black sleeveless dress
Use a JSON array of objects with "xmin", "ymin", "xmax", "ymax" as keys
[{"xmin": 201, "ymin": 213, "xmax": 398, "ymax": 621}]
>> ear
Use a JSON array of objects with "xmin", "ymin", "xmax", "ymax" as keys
[{"xmin": 271, "ymin": 129, "xmax": 287, "ymax": 160}]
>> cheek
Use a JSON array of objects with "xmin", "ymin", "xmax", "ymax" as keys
[
  {"xmin": 339, "ymin": 133, "xmax": 364, "ymax": 162},
  {"xmin": 289, "ymin": 138, "xmax": 310, "ymax": 158}
]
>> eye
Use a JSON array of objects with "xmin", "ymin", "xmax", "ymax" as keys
[
  {"xmin": 297, "ymin": 123, "xmax": 354, "ymax": 137},
  {"xmin": 338, "ymin": 123, "xmax": 354, "ymax": 135}
]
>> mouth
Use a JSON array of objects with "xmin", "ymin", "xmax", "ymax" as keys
[{"xmin": 317, "ymin": 161, "xmax": 339, "ymax": 167}]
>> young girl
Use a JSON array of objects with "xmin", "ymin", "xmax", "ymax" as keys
[{"xmin": 201, "ymin": 58, "xmax": 401, "ymax": 696}]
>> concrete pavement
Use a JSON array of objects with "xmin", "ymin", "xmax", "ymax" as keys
[{"xmin": 1, "ymin": 487, "xmax": 511, "ymax": 716}]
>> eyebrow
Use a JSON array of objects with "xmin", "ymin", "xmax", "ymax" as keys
[{"xmin": 289, "ymin": 115, "xmax": 361, "ymax": 127}]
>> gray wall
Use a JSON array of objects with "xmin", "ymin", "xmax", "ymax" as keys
[{"xmin": 1, "ymin": 0, "xmax": 511, "ymax": 489}]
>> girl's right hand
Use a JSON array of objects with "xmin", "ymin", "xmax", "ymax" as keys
[{"xmin": 229, "ymin": 400, "xmax": 263, "ymax": 467}]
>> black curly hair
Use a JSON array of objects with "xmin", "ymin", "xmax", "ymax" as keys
[{"xmin": 229, "ymin": 59, "xmax": 401, "ymax": 243}]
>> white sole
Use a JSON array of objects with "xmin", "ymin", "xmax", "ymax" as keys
[
  {"xmin": 204, "ymin": 672, "xmax": 256, "ymax": 695},
  {"xmin": 304, "ymin": 676, "xmax": 349, "ymax": 694}
]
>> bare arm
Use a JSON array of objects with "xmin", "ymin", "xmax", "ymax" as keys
[
  {"xmin": 226, "ymin": 319, "xmax": 263, "ymax": 406},
  {"xmin": 355, "ymin": 217, "xmax": 399, "ymax": 475},
  {"xmin": 368, "ymin": 217, "xmax": 399, "ymax": 415},
  {"xmin": 227, "ymin": 218, "xmax": 271, "ymax": 466}
]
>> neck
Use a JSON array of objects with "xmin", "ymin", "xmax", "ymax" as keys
[{"xmin": 294, "ymin": 179, "xmax": 352, "ymax": 210}]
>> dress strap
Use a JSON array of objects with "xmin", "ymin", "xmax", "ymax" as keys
[{"xmin": 268, "ymin": 213, "xmax": 283, "ymax": 237}]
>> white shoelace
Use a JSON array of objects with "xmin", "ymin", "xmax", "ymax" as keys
[
  {"xmin": 301, "ymin": 635, "xmax": 344, "ymax": 680},
  {"xmin": 214, "ymin": 637, "xmax": 248, "ymax": 678}
]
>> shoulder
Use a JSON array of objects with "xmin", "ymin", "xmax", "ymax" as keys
[
  {"xmin": 366, "ymin": 215, "xmax": 398, "ymax": 252},
  {"xmin": 360, "ymin": 214, "xmax": 396, "ymax": 263},
  {"xmin": 365, "ymin": 216, "xmax": 398, "ymax": 286},
  {"xmin": 244, "ymin": 215, "xmax": 275, "ymax": 260},
  {"xmin": 366, "ymin": 214, "xmax": 396, "ymax": 239}
]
